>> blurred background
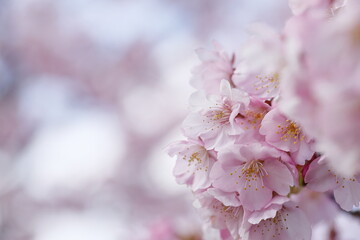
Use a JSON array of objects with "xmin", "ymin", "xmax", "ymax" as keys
[{"xmin": 0, "ymin": 0, "xmax": 290, "ymax": 239}]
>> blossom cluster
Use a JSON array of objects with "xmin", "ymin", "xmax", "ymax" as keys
[{"xmin": 168, "ymin": 0, "xmax": 360, "ymax": 239}]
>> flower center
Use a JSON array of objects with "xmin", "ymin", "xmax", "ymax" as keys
[
  {"xmin": 277, "ymin": 120, "xmax": 304, "ymax": 144},
  {"xmin": 182, "ymin": 148, "xmax": 209, "ymax": 172},
  {"xmin": 230, "ymin": 160, "xmax": 268, "ymax": 191},
  {"xmin": 212, "ymin": 202, "xmax": 243, "ymax": 221},
  {"xmin": 189, "ymin": 152, "xmax": 202, "ymax": 164},
  {"xmin": 242, "ymin": 110, "xmax": 267, "ymax": 129},
  {"xmin": 242, "ymin": 160, "xmax": 267, "ymax": 176},
  {"xmin": 222, "ymin": 205, "xmax": 243, "ymax": 220},
  {"xmin": 206, "ymin": 103, "xmax": 232, "ymax": 126},
  {"xmin": 254, "ymin": 73, "xmax": 280, "ymax": 93}
]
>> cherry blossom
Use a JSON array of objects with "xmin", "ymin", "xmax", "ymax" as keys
[
  {"xmin": 167, "ymin": 139, "xmax": 217, "ymax": 191},
  {"xmin": 210, "ymin": 143, "xmax": 294, "ymax": 211},
  {"xmin": 232, "ymin": 23, "xmax": 285, "ymax": 100},
  {"xmin": 242, "ymin": 201, "xmax": 311, "ymax": 240},
  {"xmin": 182, "ymin": 80, "xmax": 249, "ymax": 149},
  {"xmin": 195, "ymin": 192, "xmax": 244, "ymax": 240},
  {"xmin": 191, "ymin": 42, "xmax": 236, "ymax": 95},
  {"xmin": 305, "ymin": 157, "xmax": 360, "ymax": 211},
  {"xmin": 259, "ymin": 107, "xmax": 314, "ymax": 165}
]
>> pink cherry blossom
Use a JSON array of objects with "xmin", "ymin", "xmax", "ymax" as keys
[
  {"xmin": 182, "ymin": 80, "xmax": 249, "ymax": 149},
  {"xmin": 259, "ymin": 107, "xmax": 314, "ymax": 165},
  {"xmin": 210, "ymin": 143, "xmax": 295, "ymax": 211},
  {"xmin": 167, "ymin": 139, "xmax": 216, "ymax": 191},
  {"xmin": 233, "ymin": 67, "xmax": 280, "ymax": 100},
  {"xmin": 191, "ymin": 41, "xmax": 235, "ymax": 95},
  {"xmin": 242, "ymin": 201, "xmax": 311, "ymax": 240},
  {"xmin": 195, "ymin": 192, "xmax": 244, "ymax": 240},
  {"xmin": 304, "ymin": 157, "xmax": 360, "ymax": 211},
  {"xmin": 233, "ymin": 24, "xmax": 284, "ymax": 100}
]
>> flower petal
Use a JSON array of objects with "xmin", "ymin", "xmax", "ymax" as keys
[
  {"xmin": 263, "ymin": 160, "xmax": 294, "ymax": 196},
  {"xmin": 304, "ymin": 158, "xmax": 337, "ymax": 192},
  {"xmin": 334, "ymin": 179, "xmax": 360, "ymax": 211}
]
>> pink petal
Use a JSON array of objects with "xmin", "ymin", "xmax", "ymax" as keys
[
  {"xmin": 247, "ymin": 196, "xmax": 289, "ymax": 224},
  {"xmin": 192, "ymin": 169, "xmax": 211, "ymax": 191},
  {"xmin": 263, "ymin": 160, "xmax": 294, "ymax": 196},
  {"xmin": 334, "ymin": 179, "xmax": 360, "ymax": 211},
  {"xmin": 211, "ymin": 165, "xmax": 242, "ymax": 193},
  {"xmin": 281, "ymin": 205, "xmax": 311, "ymax": 240},
  {"xmin": 304, "ymin": 158, "xmax": 337, "ymax": 192},
  {"xmin": 248, "ymin": 204, "xmax": 311, "ymax": 240},
  {"xmin": 207, "ymin": 188, "xmax": 242, "ymax": 207},
  {"xmin": 290, "ymin": 140, "xmax": 314, "ymax": 165},
  {"xmin": 239, "ymin": 178, "xmax": 272, "ymax": 211}
]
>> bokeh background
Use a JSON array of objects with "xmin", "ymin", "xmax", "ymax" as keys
[{"xmin": 0, "ymin": 0, "xmax": 290, "ymax": 239}]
